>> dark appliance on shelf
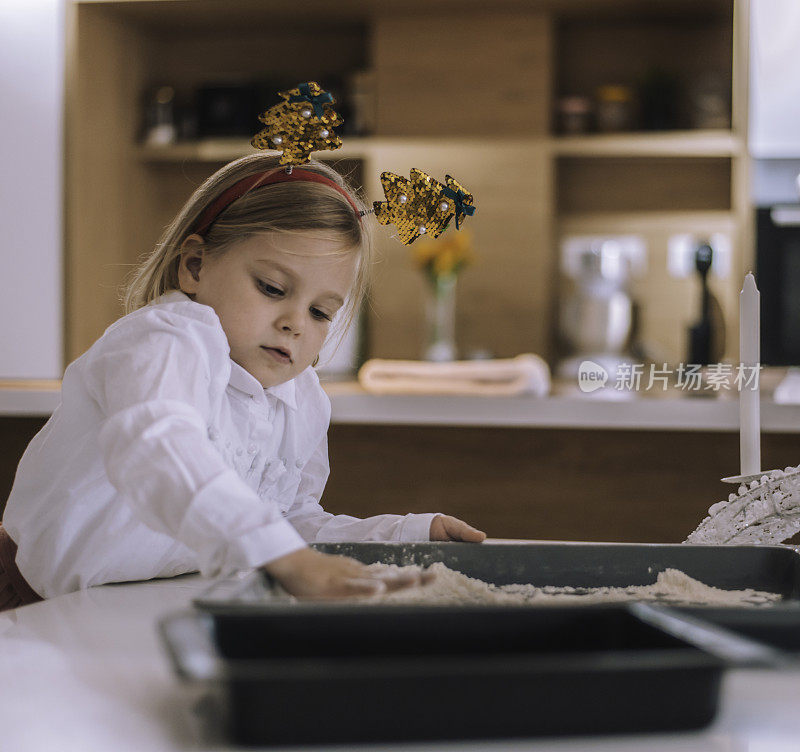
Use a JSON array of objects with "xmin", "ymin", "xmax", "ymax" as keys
[
  {"xmin": 196, "ymin": 81, "xmax": 260, "ymax": 137},
  {"xmin": 756, "ymin": 205, "xmax": 800, "ymax": 365}
]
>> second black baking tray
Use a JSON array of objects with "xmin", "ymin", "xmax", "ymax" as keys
[
  {"xmin": 160, "ymin": 603, "xmax": 727, "ymax": 746},
  {"xmin": 674, "ymin": 606, "xmax": 800, "ymax": 653}
]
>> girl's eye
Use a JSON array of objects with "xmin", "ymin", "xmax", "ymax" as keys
[
  {"xmin": 257, "ymin": 279, "xmax": 283, "ymax": 296},
  {"xmin": 310, "ymin": 308, "xmax": 332, "ymax": 322}
]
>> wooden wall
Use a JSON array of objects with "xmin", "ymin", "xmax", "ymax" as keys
[
  {"xmin": 324, "ymin": 425, "xmax": 800, "ymax": 543},
  {"xmin": 372, "ymin": 13, "xmax": 551, "ymax": 136},
  {"xmin": 66, "ymin": 1, "xmax": 744, "ymax": 368},
  {"xmin": 6, "ymin": 417, "xmax": 800, "ymax": 543},
  {"xmin": 0, "ymin": 418, "xmax": 47, "ymax": 517},
  {"xmin": 4, "ymin": 415, "xmax": 798, "ymax": 544},
  {"xmin": 363, "ymin": 140, "xmax": 555, "ymax": 361}
]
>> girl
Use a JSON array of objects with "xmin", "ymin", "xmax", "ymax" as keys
[{"xmin": 0, "ymin": 153, "xmax": 485, "ymax": 609}]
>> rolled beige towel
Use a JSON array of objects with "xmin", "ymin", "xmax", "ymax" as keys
[{"xmin": 357, "ymin": 354, "xmax": 550, "ymax": 396}]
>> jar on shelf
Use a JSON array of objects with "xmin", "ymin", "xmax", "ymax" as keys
[
  {"xmin": 556, "ymin": 95, "xmax": 592, "ymax": 135},
  {"xmin": 689, "ymin": 72, "xmax": 730, "ymax": 130},
  {"xmin": 595, "ymin": 85, "xmax": 634, "ymax": 132},
  {"xmin": 144, "ymin": 86, "xmax": 177, "ymax": 145}
]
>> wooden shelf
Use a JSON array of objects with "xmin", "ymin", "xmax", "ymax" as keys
[
  {"xmin": 136, "ymin": 131, "xmax": 741, "ymax": 164},
  {"xmin": 137, "ymin": 138, "xmax": 252, "ymax": 163},
  {"xmin": 136, "ymin": 137, "xmax": 390, "ymax": 163},
  {"xmin": 135, "ymin": 137, "xmax": 420, "ymax": 164},
  {"xmin": 135, "ymin": 136, "xmax": 537, "ymax": 164},
  {"xmin": 551, "ymin": 130, "xmax": 742, "ymax": 158},
  {"xmin": 558, "ymin": 209, "xmax": 737, "ymax": 227}
]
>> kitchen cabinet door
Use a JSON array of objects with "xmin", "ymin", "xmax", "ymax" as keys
[
  {"xmin": 0, "ymin": 0, "xmax": 64, "ymax": 379},
  {"xmin": 749, "ymin": 0, "xmax": 800, "ymax": 158}
]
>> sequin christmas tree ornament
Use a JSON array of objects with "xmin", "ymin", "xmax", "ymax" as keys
[
  {"xmin": 251, "ymin": 82, "xmax": 343, "ymax": 166},
  {"xmin": 373, "ymin": 169, "xmax": 476, "ymax": 245},
  {"xmin": 246, "ymin": 82, "xmax": 477, "ymax": 243}
]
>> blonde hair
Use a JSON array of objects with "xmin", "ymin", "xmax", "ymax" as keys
[{"xmin": 121, "ymin": 152, "xmax": 373, "ymax": 343}]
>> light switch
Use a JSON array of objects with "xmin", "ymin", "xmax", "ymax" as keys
[{"xmin": 667, "ymin": 234, "xmax": 731, "ymax": 279}]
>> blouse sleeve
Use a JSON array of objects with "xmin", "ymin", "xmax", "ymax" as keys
[
  {"xmin": 83, "ymin": 305, "xmax": 306, "ymax": 577},
  {"xmin": 283, "ymin": 433, "xmax": 437, "ymax": 544}
]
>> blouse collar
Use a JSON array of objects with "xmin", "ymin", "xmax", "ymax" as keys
[
  {"xmin": 155, "ymin": 290, "xmax": 298, "ymax": 410},
  {"xmin": 228, "ymin": 360, "xmax": 297, "ymax": 409}
]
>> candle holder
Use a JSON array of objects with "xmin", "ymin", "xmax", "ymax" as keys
[
  {"xmin": 688, "ymin": 466, "xmax": 800, "ymax": 545},
  {"xmin": 721, "ymin": 471, "xmax": 779, "ymax": 484},
  {"xmin": 687, "ymin": 273, "xmax": 800, "ymax": 544}
]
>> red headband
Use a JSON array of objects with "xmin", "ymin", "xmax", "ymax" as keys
[{"xmin": 193, "ymin": 167, "xmax": 362, "ymax": 236}]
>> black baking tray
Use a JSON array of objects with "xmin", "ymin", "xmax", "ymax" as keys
[
  {"xmin": 161, "ymin": 542, "xmax": 800, "ymax": 746},
  {"xmin": 160, "ymin": 604, "xmax": 728, "ymax": 746},
  {"xmin": 193, "ymin": 542, "xmax": 800, "ymax": 615},
  {"xmin": 309, "ymin": 542, "xmax": 800, "ymax": 647},
  {"xmin": 305, "ymin": 541, "xmax": 800, "ymax": 601}
]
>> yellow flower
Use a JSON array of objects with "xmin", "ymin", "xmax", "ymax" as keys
[
  {"xmin": 434, "ymin": 248, "xmax": 456, "ymax": 276},
  {"xmin": 410, "ymin": 231, "xmax": 475, "ymax": 279},
  {"xmin": 412, "ymin": 239, "xmax": 440, "ymax": 269}
]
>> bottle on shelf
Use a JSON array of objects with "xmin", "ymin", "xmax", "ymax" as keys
[
  {"xmin": 556, "ymin": 95, "xmax": 592, "ymax": 135},
  {"xmin": 595, "ymin": 85, "xmax": 634, "ymax": 132},
  {"xmin": 143, "ymin": 86, "xmax": 177, "ymax": 146}
]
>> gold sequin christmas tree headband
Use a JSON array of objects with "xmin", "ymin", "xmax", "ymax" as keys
[{"xmin": 196, "ymin": 82, "xmax": 476, "ymax": 245}]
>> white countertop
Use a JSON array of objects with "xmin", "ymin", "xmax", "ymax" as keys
[
  {"xmin": 3, "ymin": 561, "xmax": 800, "ymax": 752},
  {"xmin": 4, "ymin": 381, "xmax": 800, "ymax": 432},
  {"xmin": 0, "ymin": 384, "xmax": 62, "ymax": 417},
  {"xmin": 325, "ymin": 385, "xmax": 800, "ymax": 432}
]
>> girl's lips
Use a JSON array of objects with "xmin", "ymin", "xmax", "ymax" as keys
[{"xmin": 261, "ymin": 346, "xmax": 292, "ymax": 364}]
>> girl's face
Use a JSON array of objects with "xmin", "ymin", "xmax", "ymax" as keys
[{"xmin": 178, "ymin": 232, "xmax": 357, "ymax": 388}]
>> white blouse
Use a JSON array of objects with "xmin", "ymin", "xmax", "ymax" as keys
[{"xmin": 3, "ymin": 290, "xmax": 437, "ymax": 598}]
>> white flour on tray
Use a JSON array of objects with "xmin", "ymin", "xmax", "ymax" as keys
[{"xmin": 359, "ymin": 562, "xmax": 780, "ymax": 607}]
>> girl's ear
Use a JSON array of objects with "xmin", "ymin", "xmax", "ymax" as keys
[{"xmin": 177, "ymin": 235, "xmax": 205, "ymax": 294}]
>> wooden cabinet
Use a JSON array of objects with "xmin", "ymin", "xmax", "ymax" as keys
[
  {"xmin": 6, "ymin": 409, "xmax": 800, "ymax": 543},
  {"xmin": 66, "ymin": 0, "xmax": 748, "ymax": 367},
  {"xmin": 322, "ymin": 419, "xmax": 800, "ymax": 544}
]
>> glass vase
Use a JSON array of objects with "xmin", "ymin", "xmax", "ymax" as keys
[{"xmin": 423, "ymin": 274, "xmax": 457, "ymax": 362}]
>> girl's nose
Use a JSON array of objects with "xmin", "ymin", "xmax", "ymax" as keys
[{"xmin": 276, "ymin": 309, "xmax": 303, "ymax": 335}]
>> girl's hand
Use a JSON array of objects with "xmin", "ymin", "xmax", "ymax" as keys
[
  {"xmin": 430, "ymin": 514, "xmax": 487, "ymax": 542},
  {"xmin": 262, "ymin": 547, "xmax": 432, "ymax": 599}
]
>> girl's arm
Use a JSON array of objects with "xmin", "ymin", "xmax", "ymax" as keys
[
  {"xmin": 85, "ymin": 306, "xmax": 307, "ymax": 579},
  {"xmin": 283, "ymin": 434, "xmax": 440, "ymax": 543}
]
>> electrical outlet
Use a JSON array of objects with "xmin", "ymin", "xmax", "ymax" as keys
[
  {"xmin": 560, "ymin": 235, "xmax": 647, "ymax": 279},
  {"xmin": 667, "ymin": 234, "xmax": 731, "ymax": 279}
]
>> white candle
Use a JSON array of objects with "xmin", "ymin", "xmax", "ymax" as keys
[{"xmin": 740, "ymin": 272, "xmax": 761, "ymax": 476}]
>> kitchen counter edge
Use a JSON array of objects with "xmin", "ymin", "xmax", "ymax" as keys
[{"xmin": 3, "ymin": 382, "xmax": 800, "ymax": 433}]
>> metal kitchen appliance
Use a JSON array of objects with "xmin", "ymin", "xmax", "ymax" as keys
[{"xmin": 557, "ymin": 235, "xmax": 646, "ymax": 384}]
